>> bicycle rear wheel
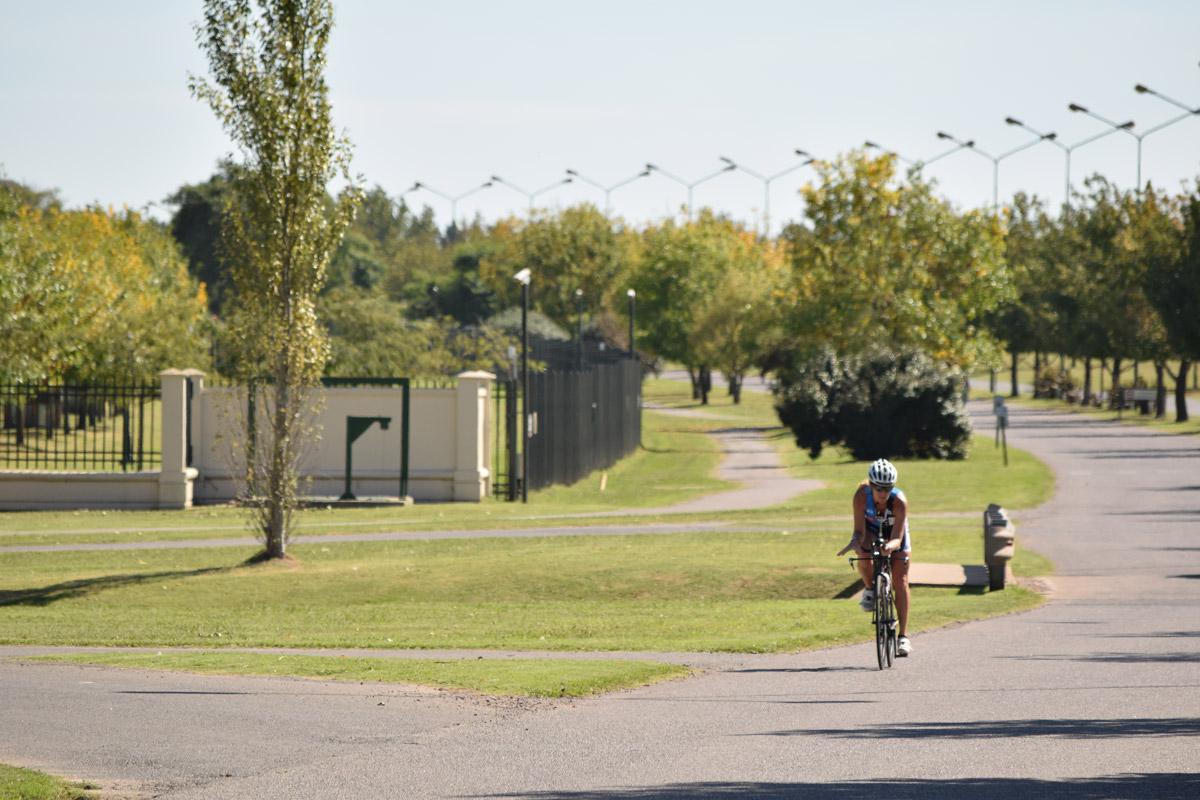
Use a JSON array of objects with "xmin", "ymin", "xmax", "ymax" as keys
[
  {"xmin": 874, "ymin": 572, "xmax": 889, "ymax": 670},
  {"xmin": 882, "ymin": 586, "xmax": 897, "ymax": 668}
]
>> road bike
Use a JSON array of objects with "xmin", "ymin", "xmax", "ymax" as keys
[{"xmin": 851, "ymin": 535, "xmax": 899, "ymax": 670}]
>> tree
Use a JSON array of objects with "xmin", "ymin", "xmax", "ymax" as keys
[
  {"xmin": 778, "ymin": 153, "xmax": 1011, "ymax": 370},
  {"xmin": 167, "ymin": 163, "xmax": 234, "ymax": 313},
  {"xmin": 1139, "ymin": 184, "xmax": 1200, "ymax": 422},
  {"xmin": 192, "ymin": 0, "xmax": 362, "ymax": 559}
]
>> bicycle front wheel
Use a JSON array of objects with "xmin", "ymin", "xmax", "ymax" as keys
[
  {"xmin": 874, "ymin": 572, "xmax": 889, "ymax": 670},
  {"xmin": 882, "ymin": 586, "xmax": 897, "ymax": 668}
]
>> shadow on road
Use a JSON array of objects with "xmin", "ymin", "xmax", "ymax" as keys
[
  {"xmin": 470, "ymin": 773, "xmax": 1200, "ymax": 799},
  {"xmin": 999, "ymin": 652, "xmax": 1200, "ymax": 664},
  {"xmin": 748, "ymin": 717, "xmax": 1200, "ymax": 740}
]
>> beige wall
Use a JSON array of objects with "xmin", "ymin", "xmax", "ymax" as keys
[{"xmin": 0, "ymin": 370, "xmax": 494, "ymax": 510}]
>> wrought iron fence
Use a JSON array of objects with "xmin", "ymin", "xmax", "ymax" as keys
[{"xmin": 0, "ymin": 381, "xmax": 162, "ymax": 471}]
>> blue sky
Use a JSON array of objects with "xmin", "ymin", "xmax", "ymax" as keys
[{"xmin": 1, "ymin": 1, "xmax": 1196, "ymax": 231}]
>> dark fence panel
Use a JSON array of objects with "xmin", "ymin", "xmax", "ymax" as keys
[
  {"xmin": 525, "ymin": 359, "xmax": 641, "ymax": 492},
  {"xmin": 0, "ymin": 381, "xmax": 162, "ymax": 471}
]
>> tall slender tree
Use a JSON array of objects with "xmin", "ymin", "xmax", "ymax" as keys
[{"xmin": 191, "ymin": 0, "xmax": 361, "ymax": 559}]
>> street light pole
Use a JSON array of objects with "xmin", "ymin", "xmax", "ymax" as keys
[
  {"xmin": 1068, "ymin": 103, "xmax": 1142, "ymax": 189},
  {"xmin": 864, "ymin": 140, "xmax": 920, "ymax": 168},
  {"xmin": 627, "ymin": 289, "xmax": 636, "ymax": 359},
  {"xmin": 565, "ymin": 168, "xmax": 651, "ymax": 217},
  {"xmin": 492, "ymin": 175, "xmax": 573, "ymax": 215},
  {"xmin": 409, "ymin": 180, "xmax": 493, "ymax": 229},
  {"xmin": 719, "ymin": 149, "xmax": 814, "ymax": 236},
  {"xmin": 575, "ymin": 288, "xmax": 584, "ymax": 371},
  {"xmin": 938, "ymin": 128, "xmax": 1055, "ymax": 211},
  {"xmin": 1006, "ymin": 116, "xmax": 1129, "ymax": 208},
  {"xmin": 513, "ymin": 268, "xmax": 531, "ymax": 503},
  {"xmin": 645, "ymin": 161, "xmax": 737, "ymax": 221}
]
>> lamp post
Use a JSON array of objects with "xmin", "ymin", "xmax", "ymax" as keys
[
  {"xmin": 565, "ymin": 168, "xmax": 651, "ymax": 216},
  {"xmin": 408, "ymin": 180, "xmax": 493, "ymax": 229},
  {"xmin": 1006, "ymin": 116, "xmax": 1125, "ymax": 208},
  {"xmin": 491, "ymin": 175, "xmax": 573, "ymax": 215},
  {"xmin": 719, "ymin": 149, "xmax": 814, "ymax": 236},
  {"xmin": 1067, "ymin": 103, "xmax": 1142, "ymax": 189},
  {"xmin": 645, "ymin": 160, "xmax": 737, "ymax": 221},
  {"xmin": 864, "ymin": 140, "xmax": 919, "ymax": 168},
  {"xmin": 1133, "ymin": 82, "xmax": 1200, "ymax": 186},
  {"xmin": 575, "ymin": 288, "xmax": 584, "ymax": 371},
  {"xmin": 937, "ymin": 128, "xmax": 1055, "ymax": 211},
  {"xmin": 627, "ymin": 289, "xmax": 636, "ymax": 359},
  {"xmin": 513, "ymin": 267, "xmax": 531, "ymax": 502}
]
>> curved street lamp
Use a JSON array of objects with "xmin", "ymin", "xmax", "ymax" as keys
[
  {"xmin": 491, "ymin": 175, "xmax": 573, "ymax": 215},
  {"xmin": 864, "ymin": 140, "xmax": 919, "ymax": 167},
  {"xmin": 408, "ymin": 180, "xmax": 493, "ymax": 228},
  {"xmin": 645, "ymin": 160, "xmax": 737, "ymax": 220},
  {"xmin": 565, "ymin": 168, "xmax": 651, "ymax": 217},
  {"xmin": 937, "ymin": 128, "xmax": 1055, "ymax": 211},
  {"xmin": 719, "ymin": 149, "xmax": 814, "ymax": 236}
]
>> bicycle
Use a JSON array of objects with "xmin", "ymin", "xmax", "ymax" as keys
[{"xmin": 850, "ymin": 534, "xmax": 899, "ymax": 670}]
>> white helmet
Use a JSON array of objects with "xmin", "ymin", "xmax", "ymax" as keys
[{"xmin": 868, "ymin": 458, "xmax": 897, "ymax": 488}]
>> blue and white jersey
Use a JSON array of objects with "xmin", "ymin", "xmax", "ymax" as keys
[{"xmin": 862, "ymin": 485, "xmax": 912, "ymax": 553}]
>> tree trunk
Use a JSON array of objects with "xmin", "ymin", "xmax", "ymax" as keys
[
  {"xmin": 1110, "ymin": 357, "xmax": 1122, "ymax": 410},
  {"xmin": 730, "ymin": 373, "xmax": 742, "ymax": 405},
  {"xmin": 989, "ymin": 369, "xmax": 996, "ymax": 394},
  {"xmin": 687, "ymin": 367, "xmax": 699, "ymax": 400},
  {"xmin": 1176, "ymin": 359, "xmax": 1191, "ymax": 423},
  {"xmin": 1010, "ymin": 349, "xmax": 1019, "ymax": 398},
  {"xmin": 1154, "ymin": 362, "xmax": 1167, "ymax": 419},
  {"xmin": 699, "ymin": 365, "xmax": 711, "ymax": 405},
  {"xmin": 1083, "ymin": 357, "xmax": 1092, "ymax": 405}
]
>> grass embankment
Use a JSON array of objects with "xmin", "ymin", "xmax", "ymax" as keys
[
  {"xmin": 0, "ymin": 764, "xmax": 96, "ymax": 800},
  {"xmin": 1, "ymin": 376, "xmax": 1054, "ymax": 693},
  {"xmin": 29, "ymin": 652, "xmax": 685, "ymax": 698}
]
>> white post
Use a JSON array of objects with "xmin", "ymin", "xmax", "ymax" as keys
[
  {"xmin": 453, "ymin": 371, "xmax": 495, "ymax": 501},
  {"xmin": 158, "ymin": 369, "xmax": 199, "ymax": 509}
]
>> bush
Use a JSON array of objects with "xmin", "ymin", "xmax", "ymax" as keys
[
  {"xmin": 774, "ymin": 345, "xmax": 971, "ymax": 460},
  {"xmin": 1034, "ymin": 367, "xmax": 1076, "ymax": 399}
]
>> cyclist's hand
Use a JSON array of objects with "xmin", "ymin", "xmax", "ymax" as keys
[{"xmin": 883, "ymin": 540, "xmax": 900, "ymax": 554}]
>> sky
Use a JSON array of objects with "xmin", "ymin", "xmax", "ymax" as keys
[{"xmin": 1, "ymin": 1, "xmax": 1197, "ymax": 233}]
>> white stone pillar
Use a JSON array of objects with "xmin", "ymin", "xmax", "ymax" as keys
[
  {"xmin": 452, "ymin": 371, "xmax": 495, "ymax": 501},
  {"xmin": 158, "ymin": 369, "xmax": 199, "ymax": 509}
]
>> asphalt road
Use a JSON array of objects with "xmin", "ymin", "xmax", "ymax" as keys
[{"xmin": 2, "ymin": 401, "xmax": 1199, "ymax": 798}]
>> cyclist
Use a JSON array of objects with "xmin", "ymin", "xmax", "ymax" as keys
[{"xmin": 837, "ymin": 458, "xmax": 912, "ymax": 657}]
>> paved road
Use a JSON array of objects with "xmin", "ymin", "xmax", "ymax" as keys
[{"xmin": 2, "ymin": 402, "xmax": 1199, "ymax": 798}]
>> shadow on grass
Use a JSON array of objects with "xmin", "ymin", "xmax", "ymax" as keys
[
  {"xmin": 472, "ymin": 773, "xmax": 1200, "ymax": 799},
  {"xmin": 0, "ymin": 560, "xmax": 251, "ymax": 607}
]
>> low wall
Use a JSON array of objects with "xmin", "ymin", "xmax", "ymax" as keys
[
  {"xmin": 191, "ymin": 372, "xmax": 493, "ymax": 504},
  {"xmin": 0, "ymin": 370, "xmax": 494, "ymax": 510}
]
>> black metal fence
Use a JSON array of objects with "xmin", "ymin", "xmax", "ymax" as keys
[
  {"xmin": 0, "ymin": 381, "xmax": 162, "ymax": 471},
  {"xmin": 526, "ymin": 359, "xmax": 641, "ymax": 491}
]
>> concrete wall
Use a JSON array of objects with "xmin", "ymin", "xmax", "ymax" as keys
[{"xmin": 0, "ymin": 370, "xmax": 495, "ymax": 510}]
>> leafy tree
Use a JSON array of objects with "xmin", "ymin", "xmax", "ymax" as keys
[
  {"xmin": 0, "ymin": 184, "xmax": 210, "ymax": 384},
  {"xmin": 1139, "ymin": 184, "xmax": 1200, "ymax": 421},
  {"xmin": 778, "ymin": 153, "xmax": 1011, "ymax": 370},
  {"xmin": 167, "ymin": 163, "xmax": 234, "ymax": 313},
  {"xmin": 192, "ymin": 0, "xmax": 362, "ymax": 559},
  {"xmin": 632, "ymin": 210, "xmax": 757, "ymax": 401}
]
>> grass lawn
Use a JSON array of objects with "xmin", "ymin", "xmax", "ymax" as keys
[
  {"xmin": 27, "ymin": 652, "xmax": 687, "ymax": 698},
  {"xmin": 0, "ymin": 764, "xmax": 96, "ymax": 800},
  {"xmin": 1002, "ymin": 394, "xmax": 1200, "ymax": 437},
  {"xmin": 0, "ymin": 376, "xmax": 1053, "ymax": 693}
]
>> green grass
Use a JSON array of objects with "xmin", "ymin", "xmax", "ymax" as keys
[
  {"xmin": 26, "ymin": 652, "xmax": 687, "ymax": 698},
  {"xmin": 0, "ymin": 376, "xmax": 1054, "ymax": 692},
  {"xmin": 0, "ymin": 764, "xmax": 96, "ymax": 800},
  {"xmin": 0, "ymin": 529, "xmax": 1042, "ymax": 653}
]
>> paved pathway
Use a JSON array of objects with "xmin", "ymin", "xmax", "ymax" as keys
[{"xmin": 2, "ymin": 402, "xmax": 1199, "ymax": 798}]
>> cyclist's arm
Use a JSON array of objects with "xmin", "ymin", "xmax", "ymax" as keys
[
  {"xmin": 840, "ymin": 487, "xmax": 868, "ymax": 555},
  {"xmin": 884, "ymin": 494, "xmax": 908, "ymax": 553}
]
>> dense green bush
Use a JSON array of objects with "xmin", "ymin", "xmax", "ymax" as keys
[{"xmin": 774, "ymin": 345, "xmax": 971, "ymax": 460}]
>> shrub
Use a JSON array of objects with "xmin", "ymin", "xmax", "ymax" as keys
[
  {"xmin": 774, "ymin": 345, "xmax": 971, "ymax": 460},
  {"xmin": 1034, "ymin": 367, "xmax": 1076, "ymax": 399}
]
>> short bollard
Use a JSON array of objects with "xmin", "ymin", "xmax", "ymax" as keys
[
  {"xmin": 341, "ymin": 416, "xmax": 391, "ymax": 501},
  {"xmin": 983, "ymin": 503, "xmax": 1016, "ymax": 590}
]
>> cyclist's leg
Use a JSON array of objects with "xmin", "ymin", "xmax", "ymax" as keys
[{"xmin": 891, "ymin": 551, "xmax": 910, "ymax": 636}]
